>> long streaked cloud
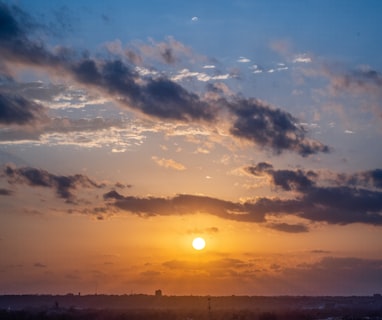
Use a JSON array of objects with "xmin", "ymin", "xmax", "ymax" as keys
[
  {"xmin": 103, "ymin": 191, "xmax": 266, "ymax": 223},
  {"xmin": 99, "ymin": 163, "xmax": 382, "ymax": 227},
  {"xmin": 0, "ymin": 3, "xmax": 330, "ymax": 157},
  {"xmin": 171, "ymin": 68, "xmax": 231, "ymax": 82},
  {"xmin": 1, "ymin": 81, "xmax": 108, "ymax": 110},
  {"xmin": 2, "ymin": 162, "xmax": 381, "ymax": 229},
  {"xmin": 2, "ymin": 164, "xmax": 104, "ymax": 203},
  {"xmin": 0, "ymin": 117, "xmax": 147, "ymax": 152}
]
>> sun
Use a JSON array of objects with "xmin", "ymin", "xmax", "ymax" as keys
[{"xmin": 192, "ymin": 237, "xmax": 206, "ymax": 250}]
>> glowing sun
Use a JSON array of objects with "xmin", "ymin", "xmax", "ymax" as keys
[{"xmin": 192, "ymin": 237, "xmax": 206, "ymax": 250}]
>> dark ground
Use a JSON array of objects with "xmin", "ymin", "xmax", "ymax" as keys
[{"xmin": 1, "ymin": 294, "xmax": 382, "ymax": 320}]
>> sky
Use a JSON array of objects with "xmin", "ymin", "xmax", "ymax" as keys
[{"xmin": 0, "ymin": 0, "xmax": 382, "ymax": 296}]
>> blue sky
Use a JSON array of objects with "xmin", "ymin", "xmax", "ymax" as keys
[{"xmin": 0, "ymin": 0, "xmax": 382, "ymax": 295}]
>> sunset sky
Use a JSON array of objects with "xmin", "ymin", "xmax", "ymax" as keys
[{"xmin": 1, "ymin": 0, "xmax": 382, "ymax": 296}]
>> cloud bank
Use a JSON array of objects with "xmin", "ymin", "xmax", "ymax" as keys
[
  {"xmin": 2, "ymin": 162, "xmax": 381, "ymax": 229},
  {"xmin": 245, "ymin": 163, "xmax": 382, "ymax": 225}
]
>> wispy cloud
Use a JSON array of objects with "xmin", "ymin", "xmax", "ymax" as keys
[
  {"xmin": 171, "ymin": 68, "xmax": 230, "ymax": 82},
  {"xmin": 327, "ymin": 65, "xmax": 382, "ymax": 96},
  {"xmin": 127, "ymin": 36, "xmax": 195, "ymax": 65},
  {"xmin": 237, "ymin": 57, "xmax": 251, "ymax": 63},
  {"xmin": 152, "ymin": 156, "xmax": 186, "ymax": 171},
  {"xmin": 293, "ymin": 53, "xmax": 312, "ymax": 63}
]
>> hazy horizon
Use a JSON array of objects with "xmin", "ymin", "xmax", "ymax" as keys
[{"xmin": 0, "ymin": 0, "xmax": 382, "ymax": 296}]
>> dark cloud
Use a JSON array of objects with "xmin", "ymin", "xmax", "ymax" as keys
[
  {"xmin": 226, "ymin": 98, "xmax": 330, "ymax": 156},
  {"xmin": 245, "ymin": 162, "xmax": 273, "ymax": 175},
  {"xmin": 266, "ymin": 223, "xmax": 309, "ymax": 233},
  {"xmin": 114, "ymin": 182, "xmax": 131, "ymax": 189},
  {"xmin": 367, "ymin": 169, "xmax": 382, "ymax": 188},
  {"xmin": 69, "ymin": 59, "xmax": 215, "ymax": 122},
  {"xmin": 246, "ymin": 162, "xmax": 317, "ymax": 191},
  {"xmin": 3, "ymin": 165, "xmax": 103, "ymax": 202},
  {"xmin": 0, "ymin": 187, "xmax": 12, "ymax": 195},
  {"xmin": 0, "ymin": 92, "xmax": 46, "ymax": 125},
  {"xmin": 139, "ymin": 78, "xmax": 214, "ymax": 121},
  {"xmin": 0, "ymin": 3, "xmax": 59, "ymax": 66},
  {"xmin": 0, "ymin": 2, "xmax": 36, "ymax": 40},
  {"xmin": 104, "ymin": 192, "xmax": 266, "ymax": 223},
  {"xmin": 246, "ymin": 163, "xmax": 382, "ymax": 226},
  {"xmin": 103, "ymin": 190, "xmax": 125, "ymax": 201}
]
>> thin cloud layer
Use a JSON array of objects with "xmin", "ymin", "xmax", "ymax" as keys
[
  {"xmin": 152, "ymin": 156, "xmax": 186, "ymax": 170},
  {"xmin": 282, "ymin": 256, "xmax": 382, "ymax": 295},
  {"xmin": 0, "ymin": 3, "xmax": 330, "ymax": 156},
  {"xmin": 328, "ymin": 66, "xmax": 382, "ymax": 96}
]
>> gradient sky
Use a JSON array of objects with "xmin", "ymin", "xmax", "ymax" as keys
[{"xmin": 1, "ymin": 0, "xmax": 382, "ymax": 296}]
